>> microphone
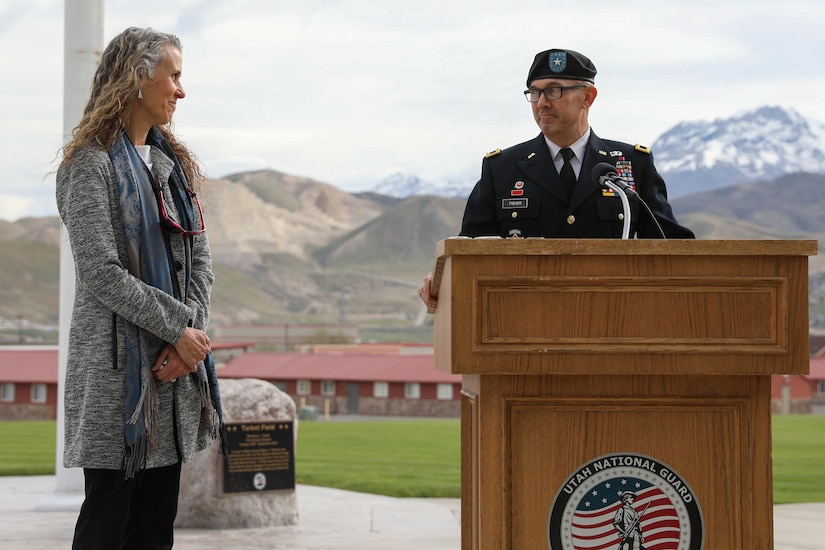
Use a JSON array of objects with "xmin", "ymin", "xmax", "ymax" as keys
[
  {"xmin": 591, "ymin": 162, "xmax": 632, "ymax": 239},
  {"xmin": 591, "ymin": 162, "xmax": 638, "ymax": 198},
  {"xmin": 590, "ymin": 162, "xmax": 667, "ymax": 239}
]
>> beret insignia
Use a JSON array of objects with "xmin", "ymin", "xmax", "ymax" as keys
[{"xmin": 549, "ymin": 51, "xmax": 567, "ymax": 73}]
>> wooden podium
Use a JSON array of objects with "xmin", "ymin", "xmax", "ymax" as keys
[{"xmin": 430, "ymin": 238, "xmax": 816, "ymax": 550}]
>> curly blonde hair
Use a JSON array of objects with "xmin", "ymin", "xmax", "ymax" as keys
[{"xmin": 59, "ymin": 27, "xmax": 204, "ymax": 189}]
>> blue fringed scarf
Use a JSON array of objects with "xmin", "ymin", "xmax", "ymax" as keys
[{"xmin": 109, "ymin": 128, "xmax": 225, "ymax": 478}]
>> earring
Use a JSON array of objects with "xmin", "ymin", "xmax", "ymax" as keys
[{"xmin": 138, "ymin": 89, "xmax": 143, "ymax": 99}]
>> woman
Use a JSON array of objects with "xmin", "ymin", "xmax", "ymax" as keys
[{"xmin": 56, "ymin": 27, "xmax": 224, "ymax": 549}]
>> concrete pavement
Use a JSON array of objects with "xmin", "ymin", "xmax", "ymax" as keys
[
  {"xmin": 1, "ymin": 475, "xmax": 822, "ymax": 549},
  {"xmin": 0, "ymin": 476, "xmax": 460, "ymax": 550}
]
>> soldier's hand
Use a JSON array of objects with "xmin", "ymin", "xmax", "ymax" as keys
[{"xmin": 418, "ymin": 272, "xmax": 438, "ymax": 313}]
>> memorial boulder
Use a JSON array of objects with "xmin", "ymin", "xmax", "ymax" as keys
[{"xmin": 176, "ymin": 377, "xmax": 299, "ymax": 528}]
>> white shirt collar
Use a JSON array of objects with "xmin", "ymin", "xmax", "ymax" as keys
[
  {"xmin": 545, "ymin": 128, "xmax": 591, "ymax": 162},
  {"xmin": 545, "ymin": 128, "xmax": 591, "ymax": 178}
]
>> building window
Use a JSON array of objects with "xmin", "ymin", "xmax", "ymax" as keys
[
  {"xmin": 297, "ymin": 380, "xmax": 311, "ymax": 395},
  {"xmin": 374, "ymin": 381, "xmax": 388, "ymax": 398},
  {"xmin": 404, "ymin": 383, "xmax": 420, "ymax": 399},
  {"xmin": 818, "ymin": 381, "xmax": 825, "ymax": 396},
  {"xmin": 1, "ymin": 383, "xmax": 14, "ymax": 402},
  {"xmin": 437, "ymin": 383, "xmax": 454, "ymax": 400},
  {"xmin": 31, "ymin": 384, "xmax": 47, "ymax": 404},
  {"xmin": 321, "ymin": 380, "xmax": 336, "ymax": 396}
]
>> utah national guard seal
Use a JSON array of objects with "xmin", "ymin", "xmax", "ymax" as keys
[{"xmin": 547, "ymin": 453, "xmax": 704, "ymax": 549}]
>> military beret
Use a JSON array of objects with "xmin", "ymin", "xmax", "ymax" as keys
[{"xmin": 526, "ymin": 49, "xmax": 597, "ymax": 86}]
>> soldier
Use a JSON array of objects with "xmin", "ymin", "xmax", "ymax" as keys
[
  {"xmin": 418, "ymin": 48, "xmax": 692, "ymax": 309},
  {"xmin": 613, "ymin": 491, "xmax": 645, "ymax": 550}
]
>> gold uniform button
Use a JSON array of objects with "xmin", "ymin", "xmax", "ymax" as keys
[
  {"xmin": 512, "ymin": 212, "xmax": 518, "ymax": 219},
  {"xmin": 618, "ymin": 213, "xmax": 624, "ymax": 220},
  {"xmin": 566, "ymin": 215, "xmax": 575, "ymax": 225}
]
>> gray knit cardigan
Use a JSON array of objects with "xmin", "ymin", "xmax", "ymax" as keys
[{"xmin": 56, "ymin": 144, "xmax": 216, "ymax": 470}]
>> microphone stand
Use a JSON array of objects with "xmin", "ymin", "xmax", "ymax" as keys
[
  {"xmin": 592, "ymin": 162, "xmax": 668, "ymax": 239},
  {"xmin": 601, "ymin": 180, "xmax": 632, "ymax": 239}
]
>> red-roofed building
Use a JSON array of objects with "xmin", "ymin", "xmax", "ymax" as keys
[
  {"xmin": 0, "ymin": 346, "xmax": 59, "ymax": 420},
  {"xmin": 0, "ymin": 343, "xmax": 254, "ymax": 421},
  {"xmin": 6, "ymin": 345, "xmax": 825, "ymax": 419},
  {"xmin": 219, "ymin": 352, "xmax": 462, "ymax": 417},
  {"xmin": 771, "ymin": 353, "xmax": 825, "ymax": 414}
]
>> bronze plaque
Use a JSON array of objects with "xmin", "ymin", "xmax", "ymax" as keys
[{"xmin": 222, "ymin": 421, "xmax": 295, "ymax": 494}]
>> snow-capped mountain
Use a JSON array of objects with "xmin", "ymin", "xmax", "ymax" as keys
[
  {"xmin": 653, "ymin": 106, "xmax": 825, "ymax": 197},
  {"xmin": 370, "ymin": 172, "xmax": 473, "ymax": 199}
]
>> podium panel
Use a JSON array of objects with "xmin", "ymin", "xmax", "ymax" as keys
[
  {"xmin": 431, "ymin": 239, "xmax": 816, "ymax": 550},
  {"xmin": 463, "ymin": 374, "xmax": 768, "ymax": 548}
]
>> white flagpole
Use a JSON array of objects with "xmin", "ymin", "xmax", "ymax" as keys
[{"xmin": 37, "ymin": 0, "xmax": 104, "ymax": 511}]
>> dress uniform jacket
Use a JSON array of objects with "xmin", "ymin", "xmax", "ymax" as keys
[{"xmin": 460, "ymin": 131, "xmax": 694, "ymax": 239}]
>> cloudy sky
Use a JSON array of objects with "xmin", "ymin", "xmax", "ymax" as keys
[{"xmin": 1, "ymin": 0, "xmax": 823, "ymax": 221}]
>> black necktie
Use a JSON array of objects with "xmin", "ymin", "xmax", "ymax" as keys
[{"xmin": 559, "ymin": 147, "xmax": 576, "ymax": 199}]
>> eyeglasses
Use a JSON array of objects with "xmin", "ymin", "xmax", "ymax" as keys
[
  {"xmin": 523, "ymin": 84, "xmax": 587, "ymax": 103},
  {"xmin": 153, "ymin": 179, "xmax": 205, "ymax": 237}
]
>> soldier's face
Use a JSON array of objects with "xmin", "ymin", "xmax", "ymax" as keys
[{"xmin": 529, "ymin": 78, "xmax": 594, "ymax": 145}]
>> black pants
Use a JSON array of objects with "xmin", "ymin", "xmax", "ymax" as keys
[{"xmin": 72, "ymin": 462, "xmax": 182, "ymax": 550}]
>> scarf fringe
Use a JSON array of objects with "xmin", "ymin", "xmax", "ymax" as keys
[
  {"xmin": 217, "ymin": 422, "xmax": 228, "ymax": 456},
  {"xmin": 198, "ymin": 376, "xmax": 228, "ymax": 456},
  {"xmin": 120, "ymin": 434, "xmax": 148, "ymax": 480},
  {"xmin": 126, "ymin": 371, "xmax": 160, "ymax": 449},
  {"xmin": 122, "ymin": 376, "xmax": 160, "ymax": 479},
  {"xmin": 125, "ymin": 379, "xmax": 146, "ymax": 426},
  {"xmin": 144, "ymin": 377, "xmax": 160, "ymax": 452},
  {"xmin": 198, "ymin": 377, "xmax": 213, "ymax": 426}
]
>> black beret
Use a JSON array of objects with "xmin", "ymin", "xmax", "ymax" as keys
[{"xmin": 526, "ymin": 49, "xmax": 597, "ymax": 86}]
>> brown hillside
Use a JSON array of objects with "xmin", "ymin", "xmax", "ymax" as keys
[
  {"xmin": 202, "ymin": 170, "xmax": 386, "ymax": 265},
  {"xmin": 0, "ymin": 217, "xmax": 60, "ymax": 246},
  {"xmin": 313, "ymin": 195, "xmax": 466, "ymax": 272}
]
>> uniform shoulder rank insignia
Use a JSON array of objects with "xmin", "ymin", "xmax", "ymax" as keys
[
  {"xmin": 634, "ymin": 143, "xmax": 651, "ymax": 154},
  {"xmin": 485, "ymin": 148, "xmax": 501, "ymax": 158}
]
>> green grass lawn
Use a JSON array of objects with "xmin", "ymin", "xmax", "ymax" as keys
[
  {"xmin": 771, "ymin": 415, "xmax": 825, "ymax": 503},
  {"xmin": 2, "ymin": 415, "xmax": 823, "ymax": 502},
  {"xmin": 0, "ymin": 420, "xmax": 59, "ymax": 475},
  {"xmin": 295, "ymin": 419, "xmax": 460, "ymax": 497}
]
